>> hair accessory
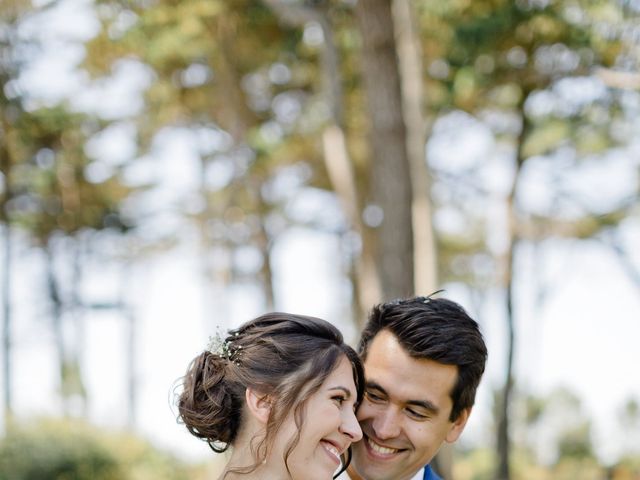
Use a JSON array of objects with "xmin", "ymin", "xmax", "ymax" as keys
[
  {"xmin": 206, "ymin": 327, "xmax": 242, "ymax": 365},
  {"xmin": 385, "ymin": 291, "xmax": 444, "ymax": 308}
]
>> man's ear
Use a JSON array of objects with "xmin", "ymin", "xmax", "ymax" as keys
[
  {"xmin": 245, "ymin": 388, "xmax": 271, "ymax": 425},
  {"xmin": 445, "ymin": 407, "xmax": 471, "ymax": 444}
]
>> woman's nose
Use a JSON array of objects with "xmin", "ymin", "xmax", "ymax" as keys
[{"xmin": 341, "ymin": 409, "xmax": 363, "ymax": 442}]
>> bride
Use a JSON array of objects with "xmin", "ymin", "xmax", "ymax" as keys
[{"xmin": 177, "ymin": 312, "xmax": 364, "ymax": 479}]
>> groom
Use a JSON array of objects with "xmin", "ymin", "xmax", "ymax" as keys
[{"xmin": 341, "ymin": 295, "xmax": 488, "ymax": 480}]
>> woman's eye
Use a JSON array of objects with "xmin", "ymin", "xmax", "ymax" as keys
[{"xmin": 332, "ymin": 395, "xmax": 346, "ymax": 405}]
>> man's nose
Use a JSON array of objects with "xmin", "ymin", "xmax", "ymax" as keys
[
  {"xmin": 372, "ymin": 407, "xmax": 401, "ymax": 440},
  {"xmin": 341, "ymin": 409, "xmax": 363, "ymax": 442}
]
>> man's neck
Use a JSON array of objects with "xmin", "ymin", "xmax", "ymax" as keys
[
  {"xmin": 345, "ymin": 465, "xmax": 364, "ymax": 480},
  {"xmin": 345, "ymin": 464, "xmax": 426, "ymax": 480}
]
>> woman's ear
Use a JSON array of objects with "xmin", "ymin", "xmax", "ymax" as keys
[{"xmin": 245, "ymin": 388, "xmax": 271, "ymax": 425}]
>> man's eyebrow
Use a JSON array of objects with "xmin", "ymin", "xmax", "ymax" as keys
[
  {"xmin": 366, "ymin": 381, "xmax": 439, "ymax": 414},
  {"xmin": 365, "ymin": 381, "xmax": 388, "ymax": 395}
]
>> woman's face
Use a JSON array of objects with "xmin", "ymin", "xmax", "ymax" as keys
[{"xmin": 269, "ymin": 355, "xmax": 363, "ymax": 480}]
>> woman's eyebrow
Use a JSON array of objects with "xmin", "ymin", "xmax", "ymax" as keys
[{"xmin": 328, "ymin": 386, "xmax": 352, "ymax": 398}]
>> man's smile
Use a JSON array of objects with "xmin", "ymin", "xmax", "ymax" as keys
[{"xmin": 363, "ymin": 433, "xmax": 408, "ymax": 459}]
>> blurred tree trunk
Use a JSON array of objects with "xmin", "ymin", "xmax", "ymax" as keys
[
  {"xmin": 497, "ymin": 232, "xmax": 516, "ymax": 480},
  {"xmin": 254, "ymin": 181, "xmax": 276, "ymax": 310},
  {"xmin": 125, "ymin": 303, "xmax": 136, "ymax": 427},
  {"xmin": 496, "ymin": 104, "xmax": 530, "ymax": 480},
  {"xmin": 257, "ymin": 219, "xmax": 275, "ymax": 310},
  {"xmin": 1, "ymin": 118, "xmax": 13, "ymax": 422},
  {"xmin": 262, "ymin": 0, "xmax": 385, "ymax": 320},
  {"xmin": 121, "ymin": 262, "xmax": 137, "ymax": 429},
  {"xmin": 84, "ymin": 258, "xmax": 136, "ymax": 427},
  {"xmin": 1, "ymin": 219, "xmax": 12, "ymax": 423},
  {"xmin": 1, "ymin": 15, "xmax": 17, "ymax": 418},
  {"xmin": 316, "ymin": 12, "xmax": 382, "ymax": 322},
  {"xmin": 45, "ymin": 242, "xmax": 67, "ymax": 414},
  {"xmin": 210, "ymin": 14, "xmax": 257, "ymax": 141},
  {"xmin": 322, "ymin": 126, "xmax": 382, "ymax": 324},
  {"xmin": 202, "ymin": 14, "xmax": 269, "ymax": 312},
  {"xmin": 392, "ymin": 0, "xmax": 438, "ymax": 296},
  {"xmin": 355, "ymin": 0, "xmax": 414, "ymax": 301},
  {"xmin": 603, "ymin": 231, "xmax": 640, "ymax": 292},
  {"xmin": 45, "ymin": 238, "xmax": 85, "ymax": 417},
  {"xmin": 70, "ymin": 235, "xmax": 87, "ymax": 417}
]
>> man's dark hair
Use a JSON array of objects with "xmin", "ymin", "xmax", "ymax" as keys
[{"xmin": 358, "ymin": 295, "xmax": 488, "ymax": 422}]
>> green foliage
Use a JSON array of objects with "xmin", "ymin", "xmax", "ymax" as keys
[
  {"xmin": 522, "ymin": 119, "xmax": 571, "ymax": 157},
  {"xmin": 80, "ymin": 0, "xmax": 361, "ymax": 299},
  {"xmin": 426, "ymin": 0, "xmax": 638, "ymax": 290},
  {"xmin": 556, "ymin": 422, "xmax": 594, "ymax": 460},
  {"xmin": 0, "ymin": 420, "xmax": 121, "ymax": 480},
  {"xmin": 552, "ymin": 457, "xmax": 605, "ymax": 480},
  {"xmin": 518, "ymin": 387, "xmax": 596, "ymax": 459},
  {"xmin": 453, "ymin": 447, "xmax": 497, "ymax": 480},
  {"xmin": 0, "ymin": 419, "xmax": 189, "ymax": 480},
  {"xmin": 423, "ymin": 0, "xmax": 618, "ymax": 108},
  {"xmin": 454, "ymin": 445, "xmax": 611, "ymax": 480},
  {"xmin": 7, "ymin": 106, "xmax": 132, "ymax": 242}
]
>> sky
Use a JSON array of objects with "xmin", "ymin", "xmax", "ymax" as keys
[{"xmin": 3, "ymin": 0, "xmax": 640, "ymax": 468}]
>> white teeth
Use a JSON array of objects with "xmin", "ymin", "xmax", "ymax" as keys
[
  {"xmin": 323, "ymin": 442, "xmax": 340, "ymax": 460},
  {"xmin": 368, "ymin": 438, "xmax": 398, "ymax": 455}
]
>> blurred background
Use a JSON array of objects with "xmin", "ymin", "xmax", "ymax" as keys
[{"xmin": 1, "ymin": 0, "xmax": 639, "ymax": 478}]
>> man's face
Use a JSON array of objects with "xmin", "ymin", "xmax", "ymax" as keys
[{"xmin": 349, "ymin": 330, "xmax": 470, "ymax": 480}]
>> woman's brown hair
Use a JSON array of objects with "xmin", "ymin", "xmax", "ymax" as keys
[{"xmin": 177, "ymin": 312, "xmax": 364, "ymax": 477}]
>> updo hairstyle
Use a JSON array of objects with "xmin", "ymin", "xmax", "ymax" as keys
[{"xmin": 177, "ymin": 312, "xmax": 364, "ymax": 472}]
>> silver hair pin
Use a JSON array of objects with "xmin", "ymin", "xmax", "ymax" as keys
[{"xmin": 207, "ymin": 328, "xmax": 242, "ymax": 365}]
